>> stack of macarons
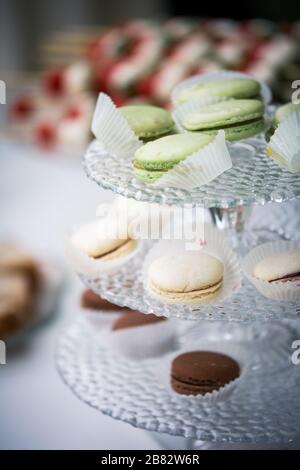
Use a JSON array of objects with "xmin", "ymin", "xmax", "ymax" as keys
[{"xmin": 175, "ymin": 77, "xmax": 265, "ymax": 141}]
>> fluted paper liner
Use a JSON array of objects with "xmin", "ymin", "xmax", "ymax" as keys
[
  {"xmin": 87, "ymin": 315, "xmax": 180, "ymax": 360},
  {"xmin": 155, "ymin": 341, "xmax": 247, "ymax": 403},
  {"xmin": 241, "ymin": 240, "xmax": 300, "ymax": 301},
  {"xmin": 172, "ymin": 96, "xmax": 231, "ymax": 133},
  {"xmin": 152, "ymin": 131, "xmax": 232, "ymax": 190},
  {"xmin": 171, "ymin": 70, "xmax": 272, "ymax": 106},
  {"xmin": 65, "ymin": 224, "xmax": 142, "ymax": 278},
  {"xmin": 267, "ymin": 110, "xmax": 300, "ymax": 174},
  {"xmin": 91, "ymin": 92, "xmax": 142, "ymax": 159},
  {"xmin": 143, "ymin": 224, "xmax": 241, "ymax": 306}
]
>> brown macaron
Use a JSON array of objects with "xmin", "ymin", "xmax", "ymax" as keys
[
  {"xmin": 81, "ymin": 289, "xmax": 131, "ymax": 312},
  {"xmin": 171, "ymin": 351, "xmax": 240, "ymax": 396},
  {"xmin": 112, "ymin": 311, "xmax": 165, "ymax": 331}
]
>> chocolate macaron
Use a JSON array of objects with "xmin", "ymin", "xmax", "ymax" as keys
[
  {"xmin": 81, "ymin": 289, "xmax": 130, "ymax": 311},
  {"xmin": 106, "ymin": 311, "xmax": 176, "ymax": 360},
  {"xmin": 112, "ymin": 311, "xmax": 165, "ymax": 330},
  {"xmin": 171, "ymin": 351, "xmax": 240, "ymax": 396}
]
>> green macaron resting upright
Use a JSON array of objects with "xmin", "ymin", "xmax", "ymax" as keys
[
  {"xmin": 182, "ymin": 99, "xmax": 265, "ymax": 141},
  {"xmin": 119, "ymin": 105, "xmax": 175, "ymax": 141},
  {"xmin": 266, "ymin": 102, "xmax": 300, "ymax": 141},
  {"xmin": 133, "ymin": 133, "xmax": 215, "ymax": 183},
  {"xmin": 174, "ymin": 78, "xmax": 261, "ymax": 105}
]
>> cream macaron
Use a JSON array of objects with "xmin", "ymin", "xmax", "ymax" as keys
[
  {"xmin": 71, "ymin": 220, "xmax": 137, "ymax": 261},
  {"xmin": 147, "ymin": 251, "xmax": 224, "ymax": 304},
  {"xmin": 253, "ymin": 250, "xmax": 300, "ymax": 283}
]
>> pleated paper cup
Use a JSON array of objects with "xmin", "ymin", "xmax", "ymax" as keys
[
  {"xmin": 95, "ymin": 318, "xmax": 180, "ymax": 361},
  {"xmin": 241, "ymin": 240, "xmax": 300, "ymax": 301},
  {"xmin": 267, "ymin": 110, "xmax": 300, "ymax": 174},
  {"xmin": 172, "ymin": 96, "xmax": 231, "ymax": 132},
  {"xmin": 171, "ymin": 70, "xmax": 272, "ymax": 106},
  {"xmin": 65, "ymin": 225, "xmax": 142, "ymax": 278},
  {"xmin": 143, "ymin": 224, "xmax": 242, "ymax": 305},
  {"xmin": 152, "ymin": 130, "xmax": 232, "ymax": 190},
  {"xmin": 91, "ymin": 92, "xmax": 142, "ymax": 159},
  {"xmin": 155, "ymin": 341, "xmax": 247, "ymax": 403}
]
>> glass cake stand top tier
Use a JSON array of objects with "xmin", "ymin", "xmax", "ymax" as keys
[{"xmin": 83, "ymin": 137, "xmax": 300, "ymax": 208}]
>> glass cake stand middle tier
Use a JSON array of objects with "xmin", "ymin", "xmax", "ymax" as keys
[{"xmin": 78, "ymin": 241, "xmax": 300, "ymax": 322}]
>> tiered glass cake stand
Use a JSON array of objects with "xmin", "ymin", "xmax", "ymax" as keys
[{"xmin": 57, "ymin": 136, "xmax": 300, "ymax": 449}]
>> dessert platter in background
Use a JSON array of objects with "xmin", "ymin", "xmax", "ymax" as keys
[
  {"xmin": 6, "ymin": 18, "xmax": 300, "ymax": 156},
  {"xmin": 58, "ymin": 70, "xmax": 300, "ymax": 449}
]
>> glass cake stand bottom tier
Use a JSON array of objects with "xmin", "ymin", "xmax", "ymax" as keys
[{"xmin": 57, "ymin": 319, "xmax": 300, "ymax": 446}]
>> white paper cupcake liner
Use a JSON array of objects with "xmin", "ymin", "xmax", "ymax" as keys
[
  {"xmin": 171, "ymin": 70, "xmax": 272, "ymax": 106},
  {"xmin": 91, "ymin": 92, "xmax": 142, "ymax": 159},
  {"xmin": 65, "ymin": 225, "xmax": 142, "ymax": 278},
  {"xmin": 152, "ymin": 130, "xmax": 232, "ymax": 190},
  {"xmin": 92, "ymin": 316, "xmax": 180, "ymax": 360},
  {"xmin": 172, "ymin": 96, "xmax": 231, "ymax": 132},
  {"xmin": 142, "ymin": 224, "xmax": 241, "ymax": 306},
  {"xmin": 155, "ymin": 341, "xmax": 247, "ymax": 403},
  {"xmin": 241, "ymin": 240, "xmax": 300, "ymax": 301},
  {"xmin": 267, "ymin": 110, "xmax": 300, "ymax": 174}
]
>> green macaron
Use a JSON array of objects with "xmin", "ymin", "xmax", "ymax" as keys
[
  {"xmin": 175, "ymin": 78, "xmax": 261, "ymax": 105},
  {"xmin": 119, "ymin": 105, "xmax": 175, "ymax": 141},
  {"xmin": 266, "ymin": 102, "xmax": 300, "ymax": 141},
  {"xmin": 133, "ymin": 132, "xmax": 215, "ymax": 183},
  {"xmin": 182, "ymin": 99, "xmax": 265, "ymax": 141},
  {"xmin": 274, "ymin": 102, "xmax": 300, "ymax": 125}
]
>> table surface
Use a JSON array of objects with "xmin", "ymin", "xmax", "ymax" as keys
[{"xmin": 0, "ymin": 140, "xmax": 160, "ymax": 450}]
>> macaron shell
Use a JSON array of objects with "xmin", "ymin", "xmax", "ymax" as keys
[
  {"xmin": 120, "ymin": 105, "xmax": 174, "ymax": 138},
  {"xmin": 176, "ymin": 78, "xmax": 261, "ymax": 104},
  {"xmin": 171, "ymin": 351, "xmax": 240, "ymax": 396},
  {"xmin": 148, "ymin": 252, "xmax": 224, "ymax": 292},
  {"xmin": 253, "ymin": 250, "xmax": 300, "ymax": 281},
  {"xmin": 71, "ymin": 222, "xmax": 130, "ymax": 258},
  {"xmin": 203, "ymin": 117, "xmax": 265, "ymax": 141},
  {"xmin": 183, "ymin": 99, "xmax": 264, "ymax": 130},
  {"xmin": 134, "ymin": 133, "xmax": 215, "ymax": 169},
  {"xmin": 275, "ymin": 102, "xmax": 300, "ymax": 125}
]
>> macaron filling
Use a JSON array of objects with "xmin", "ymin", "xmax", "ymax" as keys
[{"xmin": 93, "ymin": 239, "xmax": 137, "ymax": 261}]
